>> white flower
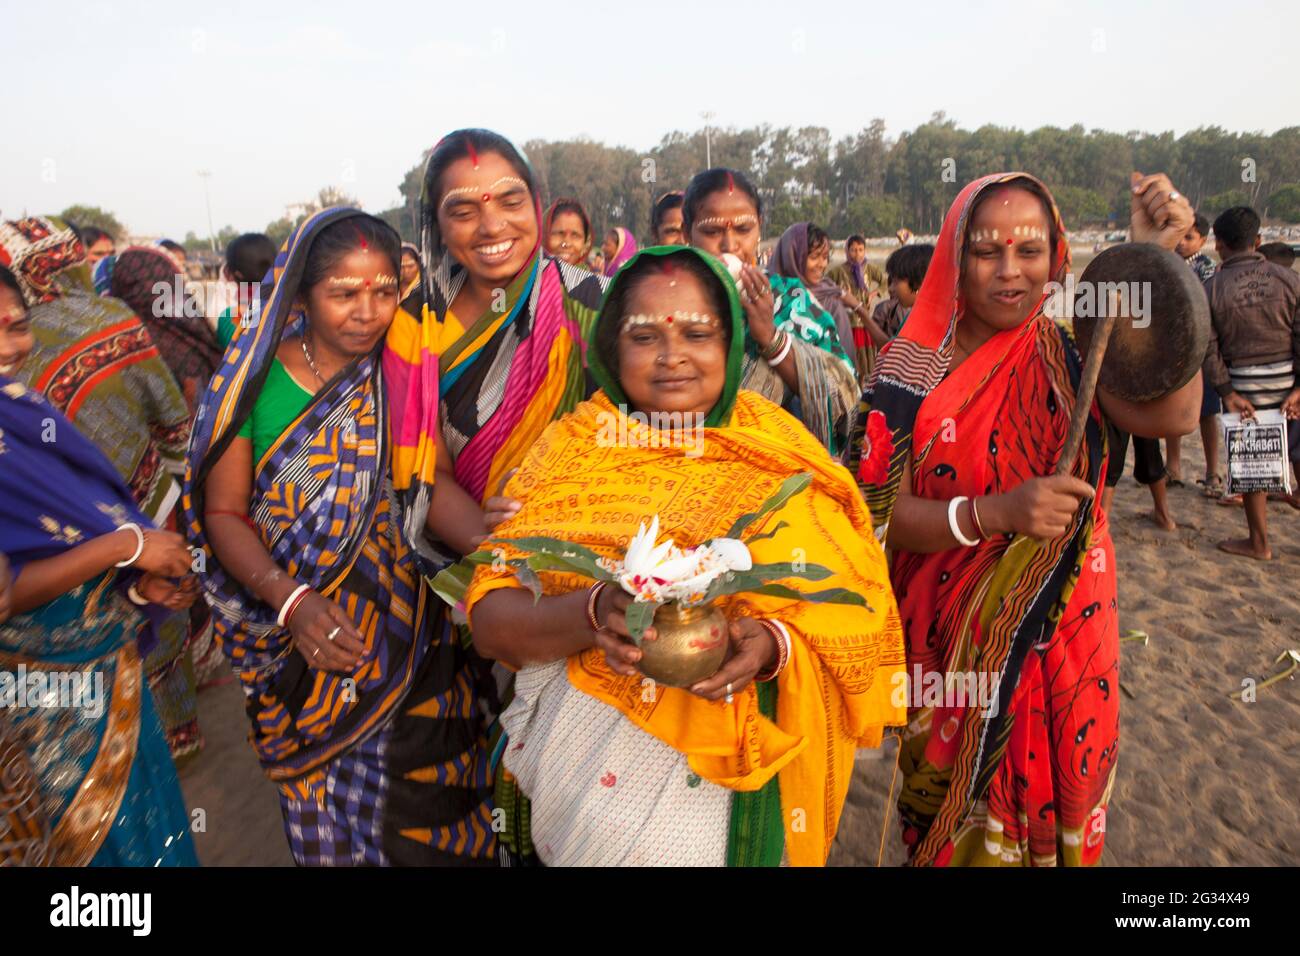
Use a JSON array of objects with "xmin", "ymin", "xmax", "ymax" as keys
[
  {"xmin": 720, "ymin": 253, "xmax": 744, "ymax": 281},
  {"xmin": 613, "ymin": 519, "xmax": 755, "ymax": 604},
  {"xmin": 704, "ymin": 537, "xmax": 752, "ymax": 571}
]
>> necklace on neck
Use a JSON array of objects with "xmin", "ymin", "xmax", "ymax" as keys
[{"xmin": 301, "ymin": 332, "xmax": 325, "ymax": 384}]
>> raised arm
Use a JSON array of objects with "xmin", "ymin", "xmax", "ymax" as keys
[{"xmin": 1096, "ymin": 171, "xmax": 1202, "ymax": 437}]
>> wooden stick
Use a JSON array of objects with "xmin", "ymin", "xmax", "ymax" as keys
[{"xmin": 1056, "ymin": 311, "xmax": 1117, "ymax": 476}]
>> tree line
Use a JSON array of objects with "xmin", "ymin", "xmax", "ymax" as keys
[
  {"xmin": 376, "ymin": 115, "xmax": 1300, "ymax": 244},
  {"xmin": 61, "ymin": 116, "xmax": 1300, "ymax": 254}
]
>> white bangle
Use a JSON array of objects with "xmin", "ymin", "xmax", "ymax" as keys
[
  {"xmin": 276, "ymin": 583, "xmax": 312, "ymax": 627},
  {"xmin": 947, "ymin": 496, "xmax": 980, "ymax": 547},
  {"xmin": 766, "ymin": 332, "xmax": 793, "ymax": 367},
  {"xmin": 114, "ymin": 522, "xmax": 146, "ymax": 567},
  {"xmin": 127, "ymin": 583, "xmax": 150, "ymax": 606}
]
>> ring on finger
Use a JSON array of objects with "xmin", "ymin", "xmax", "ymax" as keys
[
  {"xmin": 725, "ymin": 681, "xmax": 734, "ymax": 704},
  {"xmin": 1169, "ymin": 189, "xmax": 1181, "ymax": 202},
  {"xmin": 312, "ymin": 646, "xmax": 320, "ymax": 658},
  {"xmin": 327, "ymin": 626, "xmax": 340, "ymax": 642}
]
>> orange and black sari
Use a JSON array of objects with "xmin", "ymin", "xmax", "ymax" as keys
[{"xmin": 850, "ymin": 174, "xmax": 1117, "ymax": 866}]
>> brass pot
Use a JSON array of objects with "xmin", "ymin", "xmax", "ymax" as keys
[{"xmin": 637, "ymin": 601, "xmax": 729, "ymax": 688}]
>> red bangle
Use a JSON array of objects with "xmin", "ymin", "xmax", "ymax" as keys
[
  {"xmin": 755, "ymin": 619, "xmax": 789, "ymax": 682},
  {"xmin": 586, "ymin": 582, "xmax": 608, "ymax": 632},
  {"xmin": 967, "ymin": 497, "xmax": 988, "ymax": 541},
  {"xmin": 208, "ymin": 509, "xmax": 259, "ymax": 532},
  {"xmin": 281, "ymin": 588, "xmax": 310, "ymax": 626}
]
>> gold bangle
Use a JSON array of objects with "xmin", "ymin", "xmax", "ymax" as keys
[
  {"xmin": 969, "ymin": 496, "xmax": 988, "ymax": 540},
  {"xmin": 760, "ymin": 329, "xmax": 786, "ymax": 361}
]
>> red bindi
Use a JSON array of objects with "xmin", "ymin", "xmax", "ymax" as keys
[
  {"xmin": 482, "ymin": 192, "xmax": 491, "ymax": 202},
  {"xmin": 666, "ymin": 315, "xmax": 673, "ymax": 323},
  {"xmin": 1006, "ymin": 238, "xmax": 1013, "ymax": 245}
]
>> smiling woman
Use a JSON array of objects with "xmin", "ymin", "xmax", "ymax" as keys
[
  {"xmin": 419, "ymin": 129, "xmax": 608, "ymax": 506},
  {"xmin": 543, "ymin": 197, "xmax": 593, "ymax": 267},
  {"xmin": 187, "ymin": 208, "xmax": 497, "ymax": 867},
  {"xmin": 850, "ymin": 171, "xmax": 1201, "ymax": 867},
  {"xmin": 464, "ymin": 247, "xmax": 906, "ymax": 866},
  {"xmin": 0, "ymin": 267, "xmax": 33, "ymax": 377}
]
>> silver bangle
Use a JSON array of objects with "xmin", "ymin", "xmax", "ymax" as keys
[
  {"xmin": 127, "ymin": 583, "xmax": 150, "ymax": 606},
  {"xmin": 114, "ymin": 522, "xmax": 146, "ymax": 567},
  {"xmin": 947, "ymin": 496, "xmax": 979, "ymax": 548}
]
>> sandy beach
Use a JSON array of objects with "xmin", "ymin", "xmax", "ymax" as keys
[{"xmin": 180, "ymin": 426, "xmax": 1300, "ymax": 867}]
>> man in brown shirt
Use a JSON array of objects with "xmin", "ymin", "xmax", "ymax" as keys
[{"xmin": 1201, "ymin": 206, "xmax": 1300, "ymax": 559}]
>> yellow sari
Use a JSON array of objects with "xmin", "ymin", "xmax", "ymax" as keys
[{"xmin": 465, "ymin": 388, "xmax": 906, "ymax": 865}]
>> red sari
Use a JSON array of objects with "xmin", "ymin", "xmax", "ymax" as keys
[{"xmin": 851, "ymin": 174, "xmax": 1117, "ymax": 866}]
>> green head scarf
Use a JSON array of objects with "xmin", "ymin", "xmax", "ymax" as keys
[{"xmin": 587, "ymin": 244, "xmax": 745, "ymax": 428}]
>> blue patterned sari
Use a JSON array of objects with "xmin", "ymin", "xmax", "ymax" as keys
[
  {"xmin": 182, "ymin": 209, "xmax": 495, "ymax": 865},
  {"xmin": 0, "ymin": 378, "xmax": 196, "ymax": 866}
]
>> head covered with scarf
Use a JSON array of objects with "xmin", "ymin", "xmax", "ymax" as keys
[
  {"xmin": 769, "ymin": 222, "xmax": 855, "ymax": 358},
  {"xmin": 0, "ymin": 217, "xmax": 191, "ymax": 518},
  {"xmin": 110, "ymin": 245, "xmax": 223, "ymax": 411},
  {"xmin": 602, "ymin": 226, "xmax": 639, "ymax": 277},
  {"xmin": 854, "ymin": 173, "xmax": 1119, "ymax": 867},
  {"xmin": 466, "ymin": 244, "xmax": 906, "ymax": 865},
  {"xmin": 418, "ymin": 128, "xmax": 608, "ymax": 503},
  {"xmin": 185, "ymin": 206, "xmax": 440, "ymax": 574},
  {"xmin": 857, "ymin": 172, "xmax": 1074, "ymax": 530},
  {"xmin": 181, "ymin": 206, "xmax": 442, "ymax": 777},
  {"xmin": 587, "ymin": 244, "xmax": 744, "ymax": 428},
  {"xmin": 0, "ymin": 216, "xmax": 93, "ymax": 305}
]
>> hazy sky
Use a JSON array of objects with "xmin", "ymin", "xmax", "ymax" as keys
[{"xmin": 2, "ymin": 0, "xmax": 1296, "ymax": 237}]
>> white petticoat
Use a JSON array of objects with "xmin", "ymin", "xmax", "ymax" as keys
[{"xmin": 500, "ymin": 659, "xmax": 732, "ymax": 866}]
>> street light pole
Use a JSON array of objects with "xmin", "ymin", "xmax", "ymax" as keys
[
  {"xmin": 701, "ymin": 111, "xmax": 715, "ymax": 168},
  {"xmin": 197, "ymin": 170, "xmax": 217, "ymax": 254}
]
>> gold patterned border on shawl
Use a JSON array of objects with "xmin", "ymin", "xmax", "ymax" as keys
[{"xmin": 50, "ymin": 643, "xmax": 141, "ymax": 865}]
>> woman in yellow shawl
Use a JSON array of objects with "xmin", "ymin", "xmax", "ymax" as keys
[{"xmin": 463, "ymin": 246, "xmax": 906, "ymax": 865}]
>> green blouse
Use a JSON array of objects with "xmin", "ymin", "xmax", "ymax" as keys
[{"xmin": 217, "ymin": 310, "xmax": 313, "ymax": 463}]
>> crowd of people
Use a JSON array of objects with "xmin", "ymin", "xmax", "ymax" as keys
[{"xmin": 1, "ymin": 126, "xmax": 1296, "ymax": 868}]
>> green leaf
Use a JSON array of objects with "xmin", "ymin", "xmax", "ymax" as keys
[
  {"xmin": 493, "ymin": 536, "xmax": 607, "ymax": 567},
  {"xmin": 793, "ymin": 586, "xmax": 871, "ymax": 609},
  {"xmin": 523, "ymin": 551, "xmax": 616, "ymax": 584},
  {"xmin": 745, "ymin": 582, "xmax": 809, "ymax": 602},
  {"xmin": 429, "ymin": 548, "xmax": 522, "ymax": 608},
  {"xmin": 727, "ymin": 583, "xmax": 871, "ymax": 610},
  {"xmin": 514, "ymin": 565, "xmax": 544, "ymax": 603},
  {"xmin": 625, "ymin": 600, "xmax": 658, "ymax": 644},
  {"xmin": 744, "ymin": 520, "xmax": 789, "ymax": 543},
  {"xmin": 725, "ymin": 473, "xmax": 812, "ymax": 540},
  {"xmin": 745, "ymin": 562, "xmax": 834, "ymax": 582},
  {"xmin": 700, "ymin": 563, "xmax": 841, "ymax": 604},
  {"xmin": 429, "ymin": 562, "xmax": 476, "ymax": 609}
]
